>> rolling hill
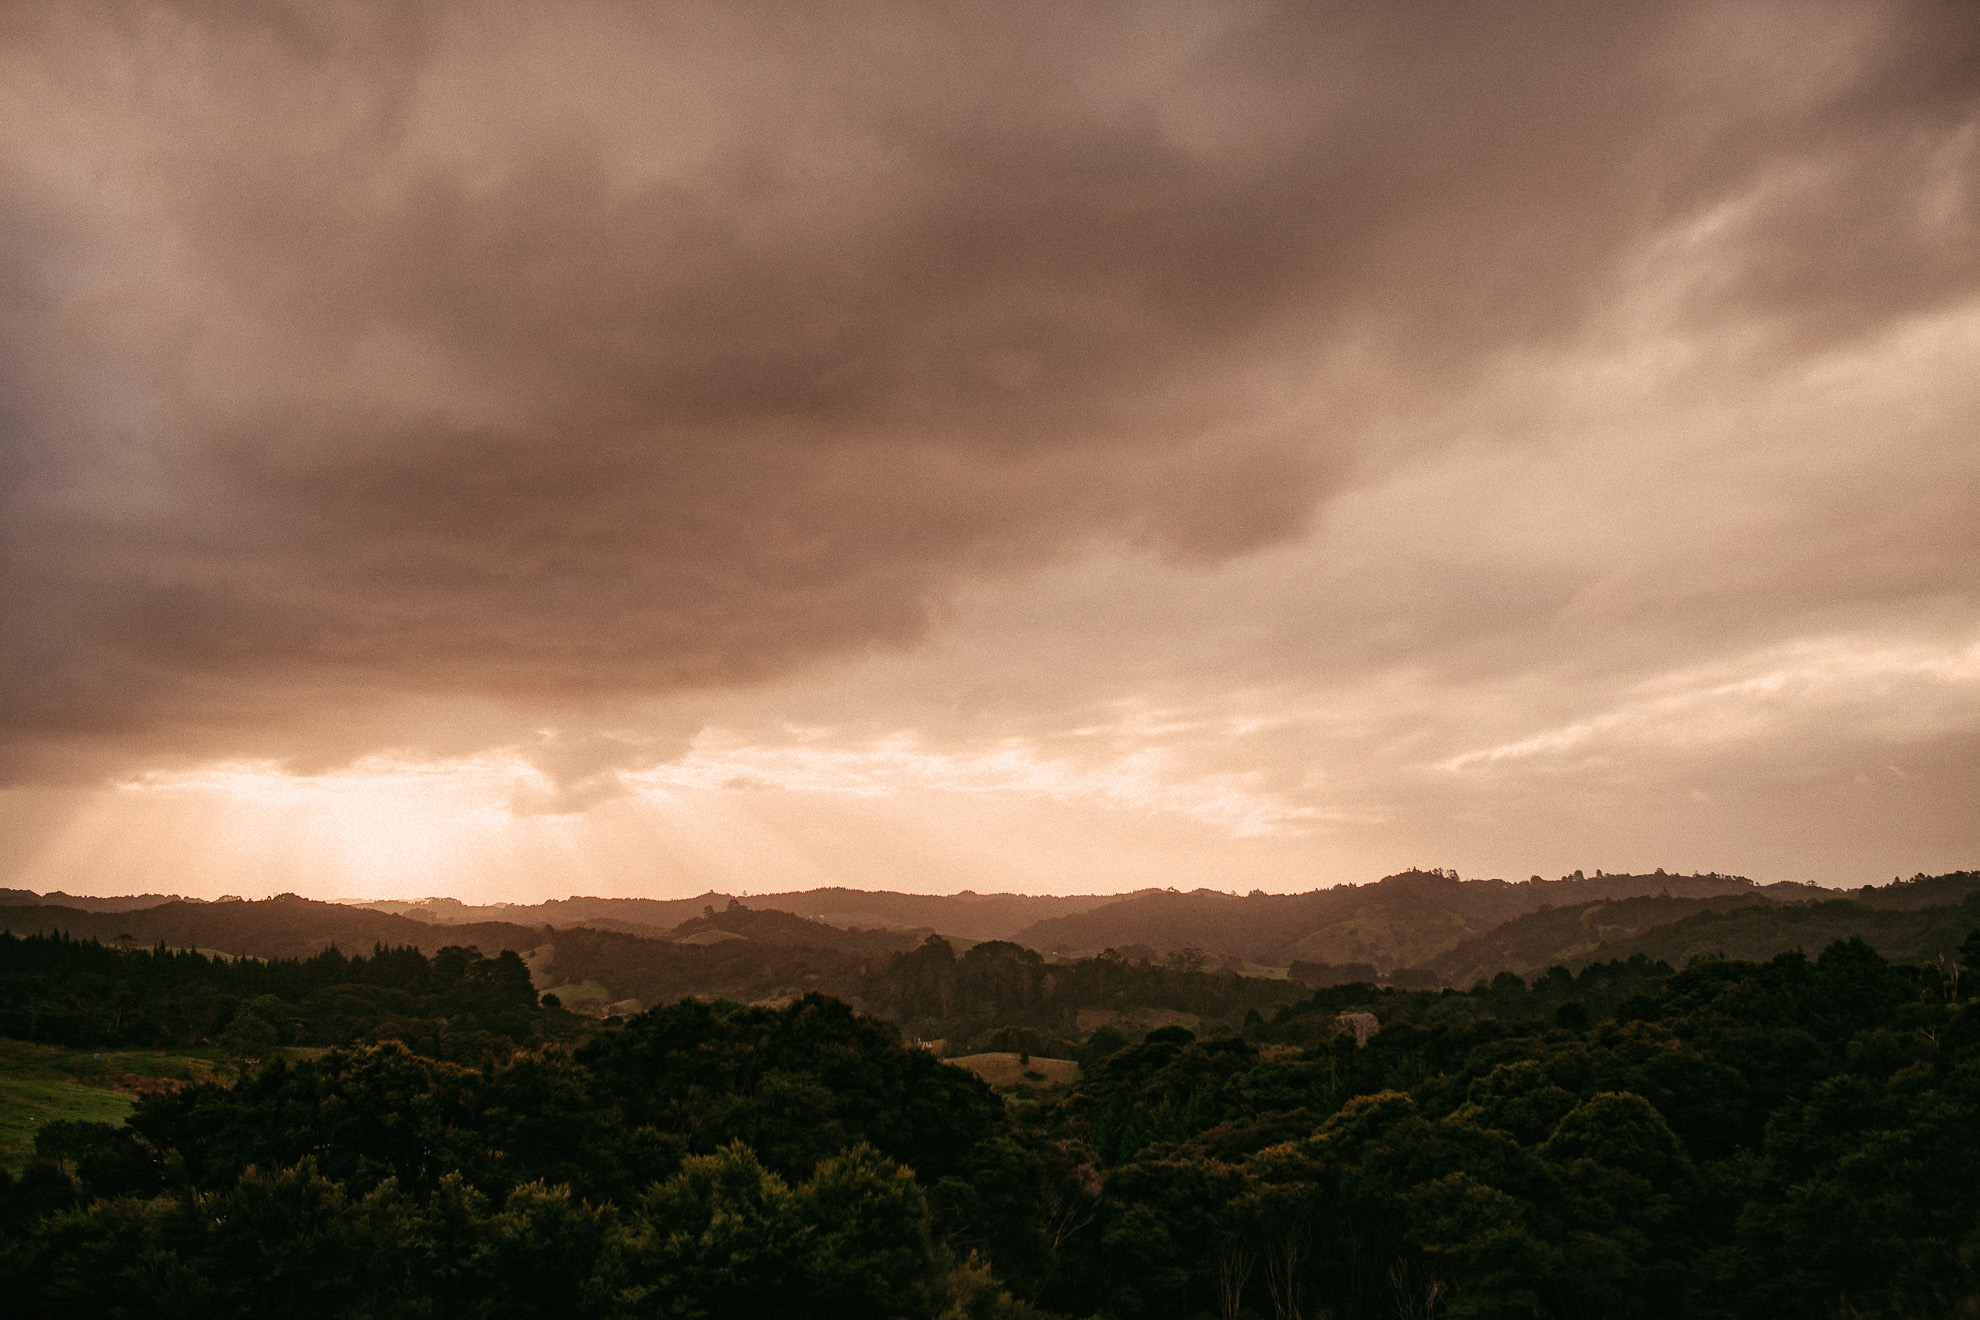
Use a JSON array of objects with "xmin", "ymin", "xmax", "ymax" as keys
[
  {"xmin": 1008, "ymin": 869, "xmax": 1774, "ymax": 969},
  {"xmin": 1568, "ymin": 892, "xmax": 1980, "ymax": 974},
  {"xmin": 661, "ymin": 899, "xmax": 927, "ymax": 955},
  {"xmin": 356, "ymin": 887, "xmax": 1125, "ymax": 941},
  {"xmin": 1429, "ymin": 893, "xmax": 1778, "ymax": 985},
  {"xmin": 6, "ymin": 871, "xmax": 1973, "ymax": 1016},
  {"xmin": 0, "ymin": 894, "xmax": 549, "ymax": 962}
]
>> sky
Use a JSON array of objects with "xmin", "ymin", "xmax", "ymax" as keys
[{"xmin": 2, "ymin": 0, "xmax": 1977, "ymax": 903}]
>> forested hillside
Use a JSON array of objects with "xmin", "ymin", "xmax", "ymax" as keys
[
  {"xmin": 1835, "ymin": 870, "xmax": 1980, "ymax": 910},
  {"xmin": 662, "ymin": 898, "xmax": 927, "ymax": 955},
  {"xmin": 1562, "ymin": 892, "xmax": 1980, "ymax": 973},
  {"xmin": 537, "ymin": 925, "xmax": 865, "ymax": 1009},
  {"xmin": 1430, "ymin": 887, "xmax": 1980, "ymax": 987},
  {"xmin": 11, "ymin": 874, "xmax": 1979, "ymax": 1014},
  {"xmin": 4, "ymin": 924, "xmax": 1975, "ymax": 1318},
  {"xmin": 860, "ymin": 938, "xmax": 1307, "ymax": 1054},
  {"xmin": 534, "ymin": 929, "xmax": 1311, "ymax": 1052},
  {"xmin": 1006, "ymin": 870, "xmax": 1775, "ymax": 967},
  {"xmin": 358, "ymin": 888, "xmax": 1126, "ymax": 943},
  {"xmin": 755, "ymin": 888, "xmax": 1127, "ymax": 942},
  {"xmin": 1430, "ymin": 894, "xmax": 1799, "ymax": 985},
  {"xmin": 0, "ymin": 891, "xmax": 189, "ymax": 914},
  {"xmin": 0, "ymin": 932, "xmax": 574, "ymax": 1061},
  {"xmin": 0, "ymin": 894, "xmax": 548, "ymax": 964}
]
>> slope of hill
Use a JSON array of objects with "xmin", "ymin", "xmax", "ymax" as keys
[
  {"xmin": 751, "ymin": 888, "xmax": 1124, "ymax": 941},
  {"xmin": 0, "ymin": 895, "xmax": 549, "ymax": 962},
  {"xmin": 0, "ymin": 890, "xmax": 196, "ymax": 913},
  {"xmin": 0, "ymin": 897, "xmax": 888, "ymax": 1016},
  {"xmin": 1009, "ymin": 869, "xmax": 1768, "ymax": 968},
  {"xmin": 1575, "ymin": 892, "xmax": 1980, "ymax": 973},
  {"xmin": 358, "ymin": 888, "xmax": 1127, "ymax": 941},
  {"xmin": 663, "ymin": 900, "xmax": 926, "ymax": 955},
  {"xmin": 8, "ymin": 871, "xmax": 1966, "ymax": 1014},
  {"xmin": 1834, "ymin": 870, "xmax": 1980, "ymax": 910},
  {"xmin": 536, "ymin": 926, "xmax": 863, "ymax": 1009},
  {"xmin": 361, "ymin": 894, "xmax": 713, "ymax": 937},
  {"xmin": 1431, "ymin": 894, "xmax": 1778, "ymax": 985}
]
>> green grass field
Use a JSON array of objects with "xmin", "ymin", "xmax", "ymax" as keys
[{"xmin": 0, "ymin": 1039, "xmax": 229, "ymax": 1167}]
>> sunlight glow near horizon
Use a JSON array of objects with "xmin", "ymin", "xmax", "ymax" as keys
[
  {"xmin": 11, "ymin": 622, "xmax": 1977, "ymax": 904},
  {"xmin": 37, "ymin": 759, "xmax": 563, "ymax": 901},
  {"xmin": 7, "ymin": 755, "xmax": 995, "ymax": 903},
  {"xmin": 5, "ymin": 737, "xmax": 1353, "ymax": 903}
]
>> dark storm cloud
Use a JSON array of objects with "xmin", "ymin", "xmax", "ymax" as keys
[{"xmin": 2, "ymin": 0, "xmax": 1977, "ymax": 779}]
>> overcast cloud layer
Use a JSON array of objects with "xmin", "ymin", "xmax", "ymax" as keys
[{"xmin": 2, "ymin": 1, "xmax": 1976, "ymax": 898}]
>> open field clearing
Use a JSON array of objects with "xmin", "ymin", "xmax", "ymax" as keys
[
  {"xmin": 0, "ymin": 1040, "xmax": 229, "ymax": 1165},
  {"xmin": 947, "ymin": 1052, "xmax": 1079, "ymax": 1090}
]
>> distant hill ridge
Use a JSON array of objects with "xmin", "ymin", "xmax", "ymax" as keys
[
  {"xmin": 1534, "ymin": 888, "xmax": 1980, "ymax": 978},
  {"xmin": 1429, "ymin": 893, "xmax": 1778, "ymax": 985},
  {"xmin": 352, "ymin": 888, "xmax": 1123, "ymax": 942},
  {"xmin": 1007, "ymin": 868, "xmax": 1795, "ymax": 969},
  {"xmin": 0, "ymin": 889, "xmax": 202, "ymax": 913},
  {"xmin": 662, "ymin": 899, "xmax": 927, "ymax": 956},
  {"xmin": 1429, "ymin": 872, "xmax": 1980, "ymax": 984},
  {"xmin": 6, "ymin": 871, "xmax": 1974, "ymax": 1000},
  {"xmin": 0, "ymin": 892, "xmax": 550, "ymax": 962}
]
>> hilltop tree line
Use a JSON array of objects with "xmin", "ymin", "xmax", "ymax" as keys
[
  {"xmin": 9, "ymin": 872, "xmax": 1975, "ymax": 1022},
  {"xmin": 0, "ymin": 932, "xmax": 571, "ymax": 1061},
  {"xmin": 534, "ymin": 876, "xmax": 1980, "ymax": 1018},
  {"xmin": 867, "ymin": 937, "xmax": 1305, "ymax": 1055},
  {"xmin": 522, "ymin": 927, "xmax": 1312, "ymax": 1052},
  {"xmin": 1047, "ymin": 932, "xmax": 1980, "ymax": 1318},
  {"xmin": 2, "ymin": 921, "xmax": 1976, "ymax": 1318}
]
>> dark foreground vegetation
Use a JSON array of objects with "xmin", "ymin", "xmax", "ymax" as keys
[{"xmin": 2, "ymin": 915, "xmax": 1977, "ymax": 1320}]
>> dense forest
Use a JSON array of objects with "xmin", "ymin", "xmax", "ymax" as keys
[
  {"xmin": 0, "ymin": 926, "xmax": 1310, "ymax": 1064},
  {"xmin": 1429, "ymin": 887, "xmax": 1980, "ymax": 986},
  {"xmin": 0, "ymin": 933, "xmax": 575, "ymax": 1062},
  {"xmin": 3, "ymin": 916, "xmax": 1976, "ymax": 1318}
]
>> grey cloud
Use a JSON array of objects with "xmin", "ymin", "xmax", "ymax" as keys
[{"xmin": 3, "ymin": 0, "xmax": 1978, "ymax": 781}]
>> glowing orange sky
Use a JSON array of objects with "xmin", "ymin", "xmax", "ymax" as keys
[{"xmin": 2, "ymin": 2, "xmax": 1976, "ymax": 901}]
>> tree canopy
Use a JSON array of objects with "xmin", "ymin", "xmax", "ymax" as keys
[{"xmin": 2, "ymin": 930, "xmax": 1976, "ymax": 1318}]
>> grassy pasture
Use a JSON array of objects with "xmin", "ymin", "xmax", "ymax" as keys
[
  {"xmin": 0, "ymin": 1038, "xmax": 228, "ymax": 1166},
  {"xmin": 948, "ymin": 1052, "xmax": 1079, "ymax": 1091},
  {"xmin": 539, "ymin": 980, "xmax": 617, "ymax": 1015}
]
